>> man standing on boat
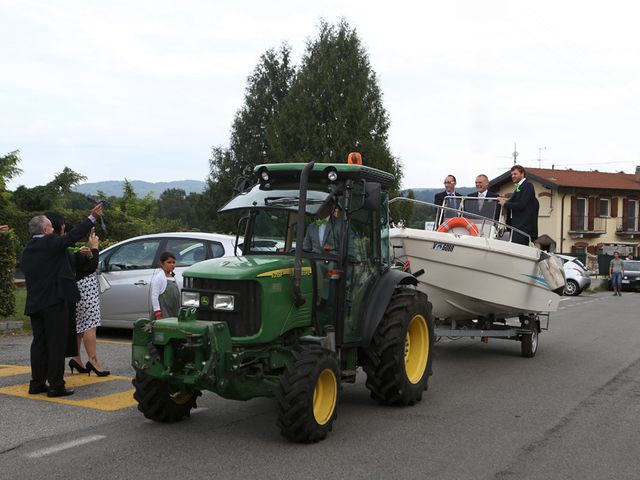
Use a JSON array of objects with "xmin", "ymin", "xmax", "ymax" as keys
[
  {"xmin": 434, "ymin": 175, "xmax": 463, "ymax": 223},
  {"xmin": 498, "ymin": 165, "xmax": 539, "ymax": 245},
  {"xmin": 464, "ymin": 174, "xmax": 500, "ymax": 221}
]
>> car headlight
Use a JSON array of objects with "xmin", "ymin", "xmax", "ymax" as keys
[
  {"xmin": 182, "ymin": 291, "xmax": 200, "ymax": 308},
  {"xmin": 213, "ymin": 294, "xmax": 235, "ymax": 311}
]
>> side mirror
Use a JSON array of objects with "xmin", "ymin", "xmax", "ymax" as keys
[{"xmin": 363, "ymin": 182, "xmax": 381, "ymax": 211}]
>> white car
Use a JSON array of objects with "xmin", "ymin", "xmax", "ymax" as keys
[
  {"xmin": 557, "ymin": 254, "xmax": 591, "ymax": 296},
  {"xmin": 98, "ymin": 232, "xmax": 239, "ymax": 328}
]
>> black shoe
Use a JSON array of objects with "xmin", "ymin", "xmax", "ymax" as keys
[
  {"xmin": 86, "ymin": 361, "xmax": 110, "ymax": 377},
  {"xmin": 28, "ymin": 384, "xmax": 48, "ymax": 395},
  {"xmin": 69, "ymin": 358, "xmax": 89, "ymax": 374},
  {"xmin": 47, "ymin": 387, "xmax": 75, "ymax": 398}
]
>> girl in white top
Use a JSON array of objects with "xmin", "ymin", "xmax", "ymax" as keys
[{"xmin": 150, "ymin": 251, "xmax": 180, "ymax": 319}]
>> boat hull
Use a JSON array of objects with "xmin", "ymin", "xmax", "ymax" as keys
[{"xmin": 390, "ymin": 228, "xmax": 560, "ymax": 320}]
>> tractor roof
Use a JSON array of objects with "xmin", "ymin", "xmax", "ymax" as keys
[{"xmin": 254, "ymin": 162, "xmax": 395, "ymax": 189}]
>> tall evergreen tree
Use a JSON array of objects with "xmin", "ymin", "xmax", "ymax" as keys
[
  {"xmin": 268, "ymin": 19, "xmax": 402, "ymax": 192},
  {"xmin": 203, "ymin": 44, "xmax": 294, "ymax": 232}
]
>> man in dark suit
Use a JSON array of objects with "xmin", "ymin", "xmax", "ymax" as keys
[
  {"xmin": 434, "ymin": 175, "xmax": 463, "ymax": 223},
  {"xmin": 22, "ymin": 204, "xmax": 102, "ymax": 397},
  {"xmin": 464, "ymin": 174, "xmax": 500, "ymax": 221},
  {"xmin": 498, "ymin": 165, "xmax": 539, "ymax": 245}
]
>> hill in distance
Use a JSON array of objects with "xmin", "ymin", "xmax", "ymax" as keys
[
  {"xmin": 402, "ymin": 187, "xmax": 476, "ymax": 203},
  {"xmin": 73, "ymin": 180, "xmax": 206, "ymax": 199}
]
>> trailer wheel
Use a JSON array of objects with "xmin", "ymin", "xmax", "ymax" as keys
[
  {"xmin": 520, "ymin": 322, "xmax": 539, "ymax": 358},
  {"xmin": 132, "ymin": 371, "xmax": 200, "ymax": 422},
  {"xmin": 363, "ymin": 288, "xmax": 434, "ymax": 406},
  {"xmin": 276, "ymin": 345, "xmax": 339, "ymax": 443}
]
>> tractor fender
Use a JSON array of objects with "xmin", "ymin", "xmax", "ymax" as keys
[{"xmin": 359, "ymin": 269, "xmax": 418, "ymax": 348}]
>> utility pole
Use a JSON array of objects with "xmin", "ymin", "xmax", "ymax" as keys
[
  {"xmin": 538, "ymin": 146, "xmax": 546, "ymax": 168},
  {"xmin": 512, "ymin": 142, "xmax": 518, "ymax": 165}
]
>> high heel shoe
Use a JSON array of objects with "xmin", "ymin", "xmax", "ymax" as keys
[
  {"xmin": 69, "ymin": 359, "xmax": 89, "ymax": 374},
  {"xmin": 86, "ymin": 361, "xmax": 110, "ymax": 377}
]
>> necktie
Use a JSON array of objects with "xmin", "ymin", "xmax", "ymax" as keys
[{"xmin": 478, "ymin": 194, "xmax": 484, "ymax": 210}]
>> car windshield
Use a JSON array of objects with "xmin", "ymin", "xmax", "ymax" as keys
[{"xmin": 623, "ymin": 260, "xmax": 640, "ymax": 271}]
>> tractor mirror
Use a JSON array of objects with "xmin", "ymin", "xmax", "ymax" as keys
[{"xmin": 363, "ymin": 182, "xmax": 381, "ymax": 211}]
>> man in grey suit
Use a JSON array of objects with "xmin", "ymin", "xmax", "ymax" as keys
[
  {"xmin": 464, "ymin": 174, "xmax": 500, "ymax": 221},
  {"xmin": 303, "ymin": 207, "xmax": 342, "ymax": 254}
]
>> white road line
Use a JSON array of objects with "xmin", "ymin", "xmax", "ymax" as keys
[{"xmin": 26, "ymin": 435, "xmax": 106, "ymax": 458}]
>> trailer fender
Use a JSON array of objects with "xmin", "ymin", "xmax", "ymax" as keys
[{"xmin": 360, "ymin": 269, "xmax": 418, "ymax": 348}]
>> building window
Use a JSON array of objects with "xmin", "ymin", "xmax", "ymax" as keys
[
  {"xmin": 629, "ymin": 199, "xmax": 639, "ymax": 231},
  {"xmin": 576, "ymin": 197, "xmax": 588, "ymax": 230},
  {"xmin": 599, "ymin": 198, "xmax": 610, "ymax": 217}
]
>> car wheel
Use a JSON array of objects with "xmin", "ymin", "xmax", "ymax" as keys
[{"xmin": 564, "ymin": 279, "xmax": 579, "ymax": 296}]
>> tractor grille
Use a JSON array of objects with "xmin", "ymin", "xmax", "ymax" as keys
[{"xmin": 189, "ymin": 278, "xmax": 261, "ymax": 337}]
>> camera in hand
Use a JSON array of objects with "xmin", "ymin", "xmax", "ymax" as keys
[{"xmin": 86, "ymin": 195, "xmax": 110, "ymax": 208}]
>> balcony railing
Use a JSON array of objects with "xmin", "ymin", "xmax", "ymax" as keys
[
  {"xmin": 568, "ymin": 215, "xmax": 606, "ymax": 234},
  {"xmin": 616, "ymin": 217, "xmax": 640, "ymax": 234}
]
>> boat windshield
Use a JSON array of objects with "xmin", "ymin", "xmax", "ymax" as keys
[{"xmin": 389, "ymin": 196, "xmax": 532, "ymax": 245}]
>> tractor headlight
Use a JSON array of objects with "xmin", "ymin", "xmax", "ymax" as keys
[
  {"xmin": 182, "ymin": 291, "xmax": 200, "ymax": 308},
  {"xmin": 213, "ymin": 294, "xmax": 235, "ymax": 311}
]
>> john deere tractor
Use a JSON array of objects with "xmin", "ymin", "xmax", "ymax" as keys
[{"xmin": 131, "ymin": 159, "xmax": 434, "ymax": 442}]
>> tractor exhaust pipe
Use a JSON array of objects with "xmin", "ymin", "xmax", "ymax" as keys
[{"xmin": 293, "ymin": 161, "xmax": 315, "ymax": 306}]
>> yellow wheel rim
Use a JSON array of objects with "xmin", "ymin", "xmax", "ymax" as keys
[
  {"xmin": 404, "ymin": 314, "xmax": 429, "ymax": 384},
  {"xmin": 168, "ymin": 386, "xmax": 193, "ymax": 405},
  {"xmin": 313, "ymin": 368, "xmax": 337, "ymax": 425}
]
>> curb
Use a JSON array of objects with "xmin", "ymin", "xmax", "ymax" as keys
[{"xmin": 0, "ymin": 321, "xmax": 24, "ymax": 333}]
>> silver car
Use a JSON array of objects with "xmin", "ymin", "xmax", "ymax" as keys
[
  {"xmin": 557, "ymin": 254, "xmax": 591, "ymax": 296},
  {"xmin": 98, "ymin": 232, "xmax": 239, "ymax": 328}
]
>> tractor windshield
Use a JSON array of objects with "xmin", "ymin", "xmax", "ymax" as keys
[{"xmin": 219, "ymin": 182, "xmax": 336, "ymax": 216}]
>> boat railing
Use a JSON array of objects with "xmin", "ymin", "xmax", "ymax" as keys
[{"xmin": 389, "ymin": 196, "xmax": 532, "ymax": 245}]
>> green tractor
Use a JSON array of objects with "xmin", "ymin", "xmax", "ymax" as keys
[{"xmin": 131, "ymin": 159, "xmax": 434, "ymax": 442}]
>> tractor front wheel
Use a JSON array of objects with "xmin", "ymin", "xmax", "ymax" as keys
[
  {"xmin": 363, "ymin": 288, "xmax": 434, "ymax": 406},
  {"xmin": 276, "ymin": 345, "xmax": 340, "ymax": 443},
  {"xmin": 132, "ymin": 371, "xmax": 200, "ymax": 422}
]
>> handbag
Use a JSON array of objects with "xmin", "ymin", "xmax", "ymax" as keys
[{"xmin": 97, "ymin": 272, "xmax": 111, "ymax": 294}]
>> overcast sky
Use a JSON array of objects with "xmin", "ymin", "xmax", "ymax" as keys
[{"xmin": 2, "ymin": 0, "xmax": 639, "ymax": 191}]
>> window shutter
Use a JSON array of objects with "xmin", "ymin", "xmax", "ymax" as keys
[
  {"xmin": 611, "ymin": 197, "xmax": 618, "ymax": 218},
  {"xmin": 588, "ymin": 197, "xmax": 595, "ymax": 230},
  {"xmin": 570, "ymin": 196, "xmax": 577, "ymax": 230},
  {"xmin": 622, "ymin": 198, "xmax": 629, "ymax": 230},
  {"xmin": 570, "ymin": 244, "xmax": 577, "ymax": 254}
]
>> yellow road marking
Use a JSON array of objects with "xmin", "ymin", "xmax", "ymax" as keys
[
  {"xmin": 0, "ymin": 366, "xmax": 136, "ymax": 411},
  {"xmin": 97, "ymin": 339, "xmax": 131, "ymax": 345},
  {"xmin": 0, "ymin": 364, "xmax": 31, "ymax": 377}
]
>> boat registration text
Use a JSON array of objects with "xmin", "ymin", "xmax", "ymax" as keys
[{"xmin": 433, "ymin": 242, "xmax": 455, "ymax": 252}]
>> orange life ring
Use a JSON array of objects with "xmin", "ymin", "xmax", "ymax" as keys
[{"xmin": 437, "ymin": 217, "xmax": 480, "ymax": 236}]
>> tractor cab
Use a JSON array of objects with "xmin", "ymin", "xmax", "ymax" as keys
[{"xmin": 217, "ymin": 161, "xmax": 392, "ymax": 345}]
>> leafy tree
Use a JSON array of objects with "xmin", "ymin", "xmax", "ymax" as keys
[
  {"xmin": 391, "ymin": 189, "xmax": 416, "ymax": 226},
  {"xmin": 0, "ymin": 231, "xmax": 16, "ymax": 317},
  {"xmin": 268, "ymin": 19, "xmax": 402, "ymax": 192},
  {"xmin": 12, "ymin": 185, "xmax": 57, "ymax": 211},
  {"xmin": 157, "ymin": 188, "xmax": 196, "ymax": 228},
  {"xmin": 0, "ymin": 150, "xmax": 23, "ymax": 191},
  {"xmin": 50, "ymin": 167, "xmax": 87, "ymax": 194}
]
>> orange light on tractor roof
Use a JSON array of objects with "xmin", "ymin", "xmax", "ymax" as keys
[{"xmin": 347, "ymin": 152, "xmax": 362, "ymax": 165}]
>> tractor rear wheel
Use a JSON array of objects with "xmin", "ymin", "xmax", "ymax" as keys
[
  {"xmin": 276, "ymin": 345, "xmax": 340, "ymax": 443},
  {"xmin": 363, "ymin": 288, "xmax": 434, "ymax": 406},
  {"xmin": 132, "ymin": 371, "xmax": 200, "ymax": 422}
]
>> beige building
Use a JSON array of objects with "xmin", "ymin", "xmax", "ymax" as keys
[{"xmin": 490, "ymin": 166, "xmax": 640, "ymax": 257}]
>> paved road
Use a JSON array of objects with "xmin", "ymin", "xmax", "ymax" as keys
[{"xmin": 1, "ymin": 291, "xmax": 639, "ymax": 479}]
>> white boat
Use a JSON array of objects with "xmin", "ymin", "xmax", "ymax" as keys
[{"xmin": 389, "ymin": 198, "xmax": 565, "ymax": 323}]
